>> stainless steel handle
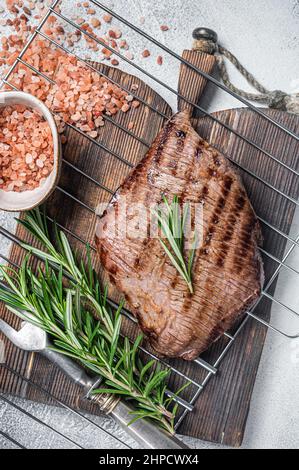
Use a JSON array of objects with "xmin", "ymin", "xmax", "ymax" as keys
[
  {"xmin": 42, "ymin": 348, "xmax": 188, "ymax": 449},
  {"xmin": 41, "ymin": 348, "xmax": 97, "ymax": 391},
  {"xmin": 111, "ymin": 400, "xmax": 188, "ymax": 449}
]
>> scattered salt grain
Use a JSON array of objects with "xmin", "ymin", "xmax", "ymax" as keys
[
  {"xmin": 111, "ymin": 28, "xmax": 122, "ymax": 39},
  {"xmin": 88, "ymin": 130, "xmax": 98, "ymax": 138},
  {"xmin": 119, "ymin": 39, "xmax": 128, "ymax": 50},
  {"xmin": 0, "ymin": 2, "xmax": 140, "ymax": 148},
  {"xmin": 142, "ymin": 49, "xmax": 150, "ymax": 58},
  {"xmin": 103, "ymin": 13, "xmax": 112, "ymax": 23},
  {"xmin": 91, "ymin": 18, "xmax": 101, "ymax": 28},
  {"xmin": 132, "ymin": 100, "xmax": 140, "ymax": 108},
  {"xmin": 125, "ymin": 51, "xmax": 134, "ymax": 60},
  {"xmin": 23, "ymin": 6, "xmax": 31, "ymax": 16},
  {"xmin": 121, "ymin": 103, "xmax": 130, "ymax": 112}
]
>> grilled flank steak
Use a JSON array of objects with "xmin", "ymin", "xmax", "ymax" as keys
[{"xmin": 95, "ymin": 111, "xmax": 264, "ymax": 360}]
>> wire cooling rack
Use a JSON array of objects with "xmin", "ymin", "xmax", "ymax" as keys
[{"xmin": 0, "ymin": 0, "xmax": 299, "ymax": 449}]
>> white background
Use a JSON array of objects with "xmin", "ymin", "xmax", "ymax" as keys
[{"xmin": 0, "ymin": 0, "xmax": 299, "ymax": 449}]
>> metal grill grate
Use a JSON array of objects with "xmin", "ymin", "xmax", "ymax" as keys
[{"xmin": 0, "ymin": 0, "xmax": 298, "ymax": 448}]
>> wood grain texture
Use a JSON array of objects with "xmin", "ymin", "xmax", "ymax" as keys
[
  {"xmin": 178, "ymin": 50, "xmax": 216, "ymax": 116},
  {"xmin": 178, "ymin": 108, "xmax": 299, "ymax": 445},
  {"xmin": 175, "ymin": 49, "xmax": 299, "ymax": 445},
  {"xmin": 0, "ymin": 56, "xmax": 298, "ymax": 447}
]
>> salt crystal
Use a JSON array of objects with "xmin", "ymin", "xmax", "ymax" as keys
[
  {"xmin": 125, "ymin": 51, "xmax": 134, "ymax": 60},
  {"xmin": 91, "ymin": 18, "xmax": 100, "ymax": 28},
  {"xmin": 7, "ymin": 183, "xmax": 15, "ymax": 191},
  {"xmin": 0, "ymin": 20, "xmax": 141, "ymax": 166},
  {"xmin": 142, "ymin": 49, "xmax": 151, "ymax": 58},
  {"xmin": 132, "ymin": 100, "xmax": 140, "ymax": 108},
  {"xmin": 71, "ymin": 112, "xmax": 81, "ymax": 121},
  {"xmin": 121, "ymin": 103, "xmax": 130, "ymax": 113},
  {"xmin": 36, "ymin": 159, "xmax": 44, "ymax": 168},
  {"xmin": 103, "ymin": 14, "xmax": 112, "ymax": 23},
  {"xmin": 0, "ymin": 105, "xmax": 54, "ymax": 192},
  {"xmin": 88, "ymin": 130, "xmax": 98, "ymax": 138}
]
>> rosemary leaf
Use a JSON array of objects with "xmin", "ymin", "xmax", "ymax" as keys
[
  {"xmin": 0, "ymin": 207, "xmax": 190, "ymax": 434},
  {"xmin": 139, "ymin": 359, "xmax": 156, "ymax": 386},
  {"xmin": 153, "ymin": 195, "xmax": 196, "ymax": 294}
]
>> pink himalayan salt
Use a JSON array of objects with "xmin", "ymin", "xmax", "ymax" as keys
[
  {"xmin": 103, "ymin": 14, "xmax": 112, "ymax": 23},
  {"xmin": 1, "ymin": 3, "xmax": 140, "ymax": 142},
  {"xmin": 0, "ymin": 104, "xmax": 54, "ymax": 192}
]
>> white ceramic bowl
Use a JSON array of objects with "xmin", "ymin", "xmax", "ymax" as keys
[{"xmin": 0, "ymin": 91, "xmax": 61, "ymax": 212}]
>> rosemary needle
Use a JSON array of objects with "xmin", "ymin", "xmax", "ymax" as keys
[
  {"xmin": 0, "ymin": 208, "xmax": 190, "ymax": 433},
  {"xmin": 153, "ymin": 195, "xmax": 196, "ymax": 294}
]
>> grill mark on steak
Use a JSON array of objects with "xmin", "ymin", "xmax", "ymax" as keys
[
  {"xmin": 153, "ymin": 119, "xmax": 176, "ymax": 164},
  {"xmin": 178, "ymin": 143, "xmax": 204, "ymax": 309},
  {"xmin": 130, "ymin": 118, "xmax": 181, "ymax": 262},
  {"xmin": 195, "ymin": 254, "xmax": 260, "ymax": 297},
  {"xmin": 133, "ymin": 118, "xmax": 192, "ymax": 279},
  {"xmin": 160, "ymin": 123, "xmax": 194, "ymax": 291},
  {"xmin": 197, "ymin": 174, "xmax": 235, "ymax": 309},
  {"xmin": 222, "ymin": 175, "xmax": 233, "ymax": 194},
  {"xmin": 233, "ymin": 210, "xmax": 257, "ymax": 274},
  {"xmin": 207, "ymin": 180, "xmax": 232, "ymax": 266},
  {"xmin": 198, "ymin": 184, "xmax": 209, "ymax": 204},
  {"xmin": 95, "ymin": 111, "xmax": 264, "ymax": 360},
  {"xmin": 167, "ymin": 159, "xmax": 178, "ymax": 175}
]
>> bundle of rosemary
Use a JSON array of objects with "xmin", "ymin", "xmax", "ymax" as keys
[{"xmin": 0, "ymin": 209, "xmax": 188, "ymax": 433}]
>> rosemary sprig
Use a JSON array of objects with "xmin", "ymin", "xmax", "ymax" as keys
[
  {"xmin": 0, "ymin": 208, "xmax": 189, "ymax": 434},
  {"xmin": 153, "ymin": 195, "xmax": 196, "ymax": 294}
]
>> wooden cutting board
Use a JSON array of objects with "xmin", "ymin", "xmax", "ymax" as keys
[{"xmin": 0, "ymin": 52, "xmax": 298, "ymax": 447}]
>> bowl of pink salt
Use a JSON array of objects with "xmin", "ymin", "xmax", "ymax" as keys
[{"xmin": 0, "ymin": 91, "xmax": 61, "ymax": 212}]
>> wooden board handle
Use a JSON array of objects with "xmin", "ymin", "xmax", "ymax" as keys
[{"xmin": 178, "ymin": 28, "xmax": 218, "ymax": 116}]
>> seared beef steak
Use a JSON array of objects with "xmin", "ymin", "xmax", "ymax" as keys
[{"xmin": 95, "ymin": 111, "xmax": 264, "ymax": 360}]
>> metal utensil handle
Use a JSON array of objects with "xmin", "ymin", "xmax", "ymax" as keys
[
  {"xmin": 42, "ymin": 349, "xmax": 188, "ymax": 448},
  {"xmin": 41, "ymin": 348, "xmax": 97, "ymax": 391},
  {"xmin": 110, "ymin": 400, "xmax": 188, "ymax": 449}
]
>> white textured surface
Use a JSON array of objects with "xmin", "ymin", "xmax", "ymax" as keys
[{"xmin": 0, "ymin": 0, "xmax": 299, "ymax": 450}]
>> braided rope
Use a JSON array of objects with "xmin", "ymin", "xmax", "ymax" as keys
[{"xmin": 192, "ymin": 39, "xmax": 299, "ymax": 114}]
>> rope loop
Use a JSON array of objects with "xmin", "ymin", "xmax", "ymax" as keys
[{"xmin": 192, "ymin": 35, "xmax": 299, "ymax": 115}]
